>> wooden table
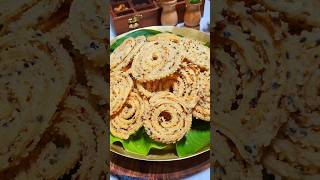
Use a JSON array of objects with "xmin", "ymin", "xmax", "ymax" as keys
[{"xmin": 110, "ymin": 151, "xmax": 210, "ymax": 180}]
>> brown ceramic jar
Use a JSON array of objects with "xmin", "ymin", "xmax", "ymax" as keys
[
  {"xmin": 160, "ymin": 0, "xmax": 178, "ymax": 26},
  {"xmin": 184, "ymin": 0, "xmax": 202, "ymax": 27}
]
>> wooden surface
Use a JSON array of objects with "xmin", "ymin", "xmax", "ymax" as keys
[
  {"xmin": 110, "ymin": 0, "xmax": 205, "ymax": 35},
  {"xmin": 110, "ymin": 151, "xmax": 210, "ymax": 180}
]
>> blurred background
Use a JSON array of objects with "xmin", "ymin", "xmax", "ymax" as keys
[{"xmin": 110, "ymin": 0, "xmax": 210, "ymax": 37}]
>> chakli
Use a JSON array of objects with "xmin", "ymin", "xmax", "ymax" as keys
[
  {"xmin": 0, "ymin": 0, "xmax": 108, "ymax": 179},
  {"xmin": 110, "ymin": 33, "xmax": 210, "ymax": 144}
]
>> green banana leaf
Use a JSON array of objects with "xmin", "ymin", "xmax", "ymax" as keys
[
  {"xmin": 176, "ymin": 119, "xmax": 210, "ymax": 157},
  {"xmin": 110, "ymin": 29, "xmax": 162, "ymax": 52},
  {"xmin": 111, "ymin": 119, "xmax": 210, "ymax": 157},
  {"xmin": 110, "ymin": 128, "xmax": 168, "ymax": 156}
]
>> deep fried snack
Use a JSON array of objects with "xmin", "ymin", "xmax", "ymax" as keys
[
  {"xmin": 147, "ymin": 33, "xmax": 181, "ymax": 43},
  {"xmin": 85, "ymin": 65, "xmax": 108, "ymax": 105},
  {"xmin": 263, "ymin": 137, "xmax": 320, "ymax": 179},
  {"xmin": 180, "ymin": 38, "xmax": 210, "ymax": 70},
  {"xmin": 111, "ymin": 91, "xmax": 148, "ymax": 139},
  {"xmin": 131, "ymin": 39, "xmax": 183, "ymax": 82},
  {"xmin": 13, "ymin": 93, "xmax": 107, "ymax": 180},
  {"xmin": 112, "ymin": 36, "xmax": 146, "ymax": 72},
  {"xmin": 0, "ymin": 30, "xmax": 74, "ymax": 170},
  {"xmin": 143, "ymin": 92, "xmax": 192, "ymax": 144},
  {"xmin": 192, "ymin": 70, "xmax": 210, "ymax": 121},
  {"xmin": 110, "ymin": 71, "xmax": 133, "ymax": 116},
  {"xmin": 212, "ymin": 1, "xmax": 287, "ymax": 163},
  {"xmin": 259, "ymin": 0, "xmax": 320, "ymax": 27},
  {"xmin": 110, "ymin": 37, "xmax": 135, "ymax": 70},
  {"xmin": 68, "ymin": 0, "xmax": 108, "ymax": 67},
  {"xmin": 0, "ymin": 0, "xmax": 66, "ymax": 35},
  {"xmin": 213, "ymin": 0, "xmax": 320, "ymax": 178},
  {"xmin": 214, "ymin": 132, "xmax": 263, "ymax": 180},
  {"xmin": 136, "ymin": 75, "xmax": 177, "ymax": 98},
  {"xmin": 172, "ymin": 62, "xmax": 201, "ymax": 109},
  {"xmin": 110, "ymin": 32, "xmax": 210, "ymax": 146}
]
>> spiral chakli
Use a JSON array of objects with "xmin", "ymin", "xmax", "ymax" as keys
[
  {"xmin": 171, "ymin": 62, "xmax": 201, "ymax": 109},
  {"xmin": 259, "ymin": 0, "xmax": 320, "ymax": 27},
  {"xmin": 263, "ymin": 119, "xmax": 320, "ymax": 178},
  {"xmin": 111, "ymin": 36, "xmax": 146, "ymax": 72},
  {"xmin": 85, "ymin": 63, "xmax": 108, "ymax": 105},
  {"xmin": 0, "ymin": 30, "xmax": 74, "ymax": 171},
  {"xmin": 192, "ymin": 70, "xmax": 210, "ymax": 121},
  {"xmin": 68, "ymin": 0, "xmax": 108, "ymax": 67},
  {"xmin": 110, "ymin": 37, "xmax": 136, "ymax": 70},
  {"xmin": 147, "ymin": 33, "xmax": 181, "ymax": 42},
  {"xmin": 262, "ymin": 125, "xmax": 320, "ymax": 179},
  {"xmin": 111, "ymin": 91, "xmax": 148, "ymax": 140},
  {"xmin": 136, "ymin": 75, "xmax": 177, "ymax": 98},
  {"xmin": 213, "ymin": 1, "xmax": 288, "ymax": 163},
  {"xmin": 180, "ymin": 38, "xmax": 210, "ymax": 70},
  {"xmin": 0, "ymin": 0, "xmax": 66, "ymax": 35},
  {"xmin": 214, "ymin": 132, "xmax": 263, "ymax": 179},
  {"xmin": 260, "ymin": 29, "xmax": 320, "ymax": 179},
  {"xmin": 131, "ymin": 39, "xmax": 183, "ymax": 82},
  {"xmin": 6, "ymin": 94, "xmax": 107, "ymax": 180},
  {"xmin": 212, "ymin": 0, "xmax": 320, "ymax": 178},
  {"xmin": 143, "ymin": 92, "xmax": 192, "ymax": 144},
  {"xmin": 110, "ymin": 71, "xmax": 133, "ymax": 116},
  {"xmin": 283, "ymin": 30, "xmax": 320, "ymax": 113}
]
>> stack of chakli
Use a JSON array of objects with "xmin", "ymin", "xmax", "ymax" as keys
[
  {"xmin": 0, "ymin": 0, "xmax": 108, "ymax": 179},
  {"xmin": 212, "ymin": 0, "xmax": 320, "ymax": 179},
  {"xmin": 110, "ymin": 32, "xmax": 210, "ymax": 144}
]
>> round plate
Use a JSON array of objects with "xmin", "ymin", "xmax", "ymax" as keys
[{"xmin": 110, "ymin": 26, "xmax": 210, "ymax": 161}]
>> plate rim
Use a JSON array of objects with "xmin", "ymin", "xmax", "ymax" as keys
[
  {"xmin": 111, "ymin": 143, "xmax": 210, "ymax": 162},
  {"xmin": 110, "ymin": 25, "xmax": 210, "ymax": 42}
]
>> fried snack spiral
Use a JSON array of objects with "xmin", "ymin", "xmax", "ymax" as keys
[
  {"xmin": 180, "ymin": 38, "xmax": 210, "ymax": 70},
  {"xmin": 85, "ymin": 64, "xmax": 108, "ymax": 105},
  {"xmin": 110, "ymin": 37, "xmax": 135, "ymax": 70},
  {"xmin": 193, "ymin": 70, "xmax": 210, "ymax": 121},
  {"xmin": 213, "ymin": 1, "xmax": 287, "ymax": 163},
  {"xmin": 110, "ymin": 71, "xmax": 133, "ymax": 116},
  {"xmin": 11, "ymin": 94, "xmax": 107, "ymax": 180},
  {"xmin": 147, "ymin": 33, "xmax": 181, "ymax": 42},
  {"xmin": 213, "ymin": 0, "xmax": 320, "ymax": 178},
  {"xmin": 283, "ymin": 30, "xmax": 320, "ymax": 113},
  {"xmin": 143, "ymin": 92, "xmax": 192, "ymax": 144},
  {"xmin": 131, "ymin": 39, "xmax": 183, "ymax": 82},
  {"xmin": 172, "ymin": 62, "xmax": 200, "ymax": 108},
  {"xmin": 212, "ymin": 49, "xmax": 240, "ymax": 114},
  {"xmin": 111, "ymin": 91, "xmax": 148, "ymax": 139},
  {"xmin": 136, "ymin": 76, "xmax": 177, "ymax": 98},
  {"xmin": 111, "ymin": 36, "xmax": 146, "ymax": 72},
  {"xmin": 261, "ymin": 29, "xmax": 320, "ymax": 179},
  {"xmin": 214, "ymin": 132, "xmax": 263, "ymax": 180},
  {"xmin": 68, "ymin": 0, "xmax": 108, "ymax": 67},
  {"xmin": 280, "ymin": 29, "xmax": 320, "ymax": 150},
  {"xmin": 262, "ymin": 137, "xmax": 320, "ymax": 179},
  {"xmin": 0, "ymin": 30, "xmax": 74, "ymax": 171},
  {"xmin": 0, "ymin": 0, "xmax": 66, "ymax": 35},
  {"xmin": 260, "ymin": 0, "xmax": 320, "ymax": 27}
]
